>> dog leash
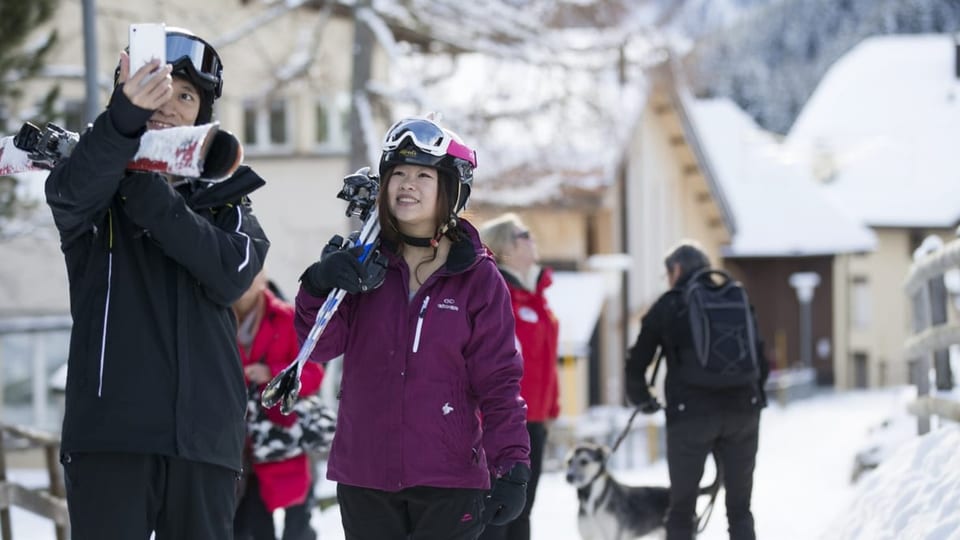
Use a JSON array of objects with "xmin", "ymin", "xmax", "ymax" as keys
[
  {"xmin": 697, "ymin": 496, "xmax": 718, "ymax": 533},
  {"xmin": 607, "ymin": 347, "xmax": 666, "ymax": 462},
  {"xmin": 696, "ymin": 449, "xmax": 723, "ymax": 533},
  {"xmin": 607, "ymin": 405, "xmax": 642, "ymax": 458}
]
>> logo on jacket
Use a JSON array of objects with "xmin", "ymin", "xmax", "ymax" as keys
[
  {"xmin": 437, "ymin": 298, "xmax": 460, "ymax": 312},
  {"xmin": 518, "ymin": 306, "xmax": 539, "ymax": 323},
  {"xmin": 442, "ymin": 402, "xmax": 454, "ymax": 415}
]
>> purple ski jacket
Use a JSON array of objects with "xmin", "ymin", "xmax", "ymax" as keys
[{"xmin": 295, "ymin": 219, "xmax": 530, "ymax": 492}]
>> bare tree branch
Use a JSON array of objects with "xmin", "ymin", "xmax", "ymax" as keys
[
  {"xmin": 251, "ymin": 2, "xmax": 336, "ymax": 102},
  {"xmin": 212, "ymin": 0, "xmax": 315, "ymax": 49}
]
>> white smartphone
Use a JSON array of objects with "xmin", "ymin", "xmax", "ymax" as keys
[{"xmin": 128, "ymin": 22, "xmax": 166, "ymax": 78}]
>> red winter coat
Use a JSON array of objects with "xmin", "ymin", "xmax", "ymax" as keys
[
  {"xmin": 238, "ymin": 289, "xmax": 324, "ymax": 512},
  {"xmin": 501, "ymin": 267, "xmax": 560, "ymax": 422}
]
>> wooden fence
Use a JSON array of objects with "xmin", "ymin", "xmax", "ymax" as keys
[
  {"xmin": 904, "ymin": 235, "xmax": 960, "ymax": 434},
  {"xmin": 0, "ymin": 315, "xmax": 72, "ymax": 539},
  {"xmin": 0, "ymin": 423, "xmax": 69, "ymax": 540}
]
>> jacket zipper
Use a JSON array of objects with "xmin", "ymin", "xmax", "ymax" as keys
[
  {"xmin": 98, "ymin": 210, "xmax": 115, "ymax": 397},
  {"xmin": 412, "ymin": 295, "xmax": 429, "ymax": 353}
]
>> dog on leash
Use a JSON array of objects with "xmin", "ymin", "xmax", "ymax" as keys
[{"xmin": 565, "ymin": 442, "xmax": 722, "ymax": 539}]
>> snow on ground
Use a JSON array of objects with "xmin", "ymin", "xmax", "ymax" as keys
[
  {"xmin": 9, "ymin": 386, "xmax": 946, "ymax": 539},
  {"xmin": 822, "ymin": 423, "xmax": 960, "ymax": 540}
]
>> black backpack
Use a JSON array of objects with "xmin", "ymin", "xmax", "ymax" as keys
[{"xmin": 674, "ymin": 268, "xmax": 760, "ymax": 388}]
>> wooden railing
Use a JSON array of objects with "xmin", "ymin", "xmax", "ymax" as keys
[
  {"xmin": 904, "ymin": 235, "xmax": 960, "ymax": 434},
  {"xmin": 0, "ymin": 423, "xmax": 69, "ymax": 540}
]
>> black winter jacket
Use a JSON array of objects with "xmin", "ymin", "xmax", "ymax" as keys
[
  {"xmin": 625, "ymin": 271, "xmax": 769, "ymax": 419},
  {"xmin": 45, "ymin": 88, "xmax": 270, "ymax": 472}
]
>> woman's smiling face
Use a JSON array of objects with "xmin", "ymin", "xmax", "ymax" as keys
[{"xmin": 387, "ymin": 164, "xmax": 440, "ymax": 236}]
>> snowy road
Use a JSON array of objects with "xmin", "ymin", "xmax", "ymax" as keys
[{"xmin": 9, "ymin": 387, "xmax": 915, "ymax": 539}]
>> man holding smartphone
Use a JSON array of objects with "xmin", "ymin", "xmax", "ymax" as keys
[{"xmin": 46, "ymin": 27, "xmax": 270, "ymax": 540}]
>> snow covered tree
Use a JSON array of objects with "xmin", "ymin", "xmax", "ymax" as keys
[
  {"xmin": 0, "ymin": 0, "xmax": 60, "ymax": 133},
  {"xmin": 679, "ymin": 0, "xmax": 960, "ymax": 134},
  {"xmin": 0, "ymin": 0, "xmax": 60, "ymax": 221}
]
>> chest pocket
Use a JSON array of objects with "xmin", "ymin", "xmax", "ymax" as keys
[{"xmin": 413, "ymin": 296, "xmax": 471, "ymax": 376}]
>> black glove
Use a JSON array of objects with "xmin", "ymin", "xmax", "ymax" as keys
[
  {"xmin": 638, "ymin": 396, "xmax": 662, "ymax": 414},
  {"xmin": 300, "ymin": 235, "xmax": 387, "ymax": 296},
  {"xmin": 625, "ymin": 376, "xmax": 651, "ymax": 406},
  {"xmin": 482, "ymin": 463, "xmax": 531, "ymax": 526},
  {"xmin": 300, "ymin": 236, "xmax": 364, "ymax": 296}
]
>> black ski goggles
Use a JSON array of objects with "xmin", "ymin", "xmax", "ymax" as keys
[
  {"xmin": 382, "ymin": 118, "xmax": 477, "ymax": 168},
  {"xmin": 167, "ymin": 32, "xmax": 223, "ymax": 98}
]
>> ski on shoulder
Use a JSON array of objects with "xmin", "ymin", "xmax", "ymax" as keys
[
  {"xmin": 261, "ymin": 167, "xmax": 385, "ymax": 415},
  {"xmin": 0, "ymin": 121, "xmax": 242, "ymax": 181}
]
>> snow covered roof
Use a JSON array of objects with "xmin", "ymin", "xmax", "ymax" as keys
[
  {"xmin": 689, "ymin": 98, "xmax": 876, "ymax": 257},
  {"xmin": 544, "ymin": 271, "xmax": 608, "ymax": 358},
  {"xmin": 786, "ymin": 34, "xmax": 960, "ymax": 228}
]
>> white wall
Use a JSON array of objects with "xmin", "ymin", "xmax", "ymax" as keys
[{"xmin": 244, "ymin": 157, "xmax": 352, "ymax": 296}]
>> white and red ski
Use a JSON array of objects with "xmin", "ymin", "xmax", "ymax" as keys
[
  {"xmin": 0, "ymin": 137, "xmax": 36, "ymax": 177},
  {"xmin": 0, "ymin": 122, "xmax": 243, "ymax": 181},
  {"xmin": 128, "ymin": 123, "xmax": 243, "ymax": 180}
]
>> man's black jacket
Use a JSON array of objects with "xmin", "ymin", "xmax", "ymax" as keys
[
  {"xmin": 625, "ymin": 271, "xmax": 770, "ymax": 417},
  {"xmin": 45, "ymin": 89, "xmax": 270, "ymax": 472}
]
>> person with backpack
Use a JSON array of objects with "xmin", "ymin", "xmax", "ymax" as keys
[{"xmin": 625, "ymin": 240, "xmax": 769, "ymax": 540}]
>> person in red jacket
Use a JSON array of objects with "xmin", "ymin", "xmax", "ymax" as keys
[
  {"xmin": 478, "ymin": 213, "xmax": 560, "ymax": 540},
  {"xmin": 233, "ymin": 270, "xmax": 325, "ymax": 540}
]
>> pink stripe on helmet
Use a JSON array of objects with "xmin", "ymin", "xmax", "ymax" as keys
[{"xmin": 446, "ymin": 138, "xmax": 477, "ymax": 168}]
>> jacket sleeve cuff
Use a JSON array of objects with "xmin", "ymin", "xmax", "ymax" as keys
[
  {"xmin": 492, "ymin": 462, "xmax": 531, "ymax": 483},
  {"xmin": 107, "ymin": 85, "xmax": 154, "ymax": 138}
]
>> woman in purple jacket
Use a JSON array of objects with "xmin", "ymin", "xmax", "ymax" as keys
[{"xmin": 295, "ymin": 117, "xmax": 531, "ymax": 540}]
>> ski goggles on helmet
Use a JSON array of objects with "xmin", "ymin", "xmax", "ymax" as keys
[
  {"xmin": 166, "ymin": 31, "xmax": 223, "ymax": 98},
  {"xmin": 382, "ymin": 118, "xmax": 477, "ymax": 168}
]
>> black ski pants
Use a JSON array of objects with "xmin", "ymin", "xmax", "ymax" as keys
[
  {"xmin": 665, "ymin": 410, "xmax": 760, "ymax": 540},
  {"xmin": 61, "ymin": 451, "xmax": 238, "ymax": 540},
  {"xmin": 337, "ymin": 483, "xmax": 486, "ymax": 540},
  {"xmin": 476, "ymin": 421, "xmax": 547, "ymax": 540}
]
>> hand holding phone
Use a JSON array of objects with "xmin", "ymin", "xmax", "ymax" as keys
[{"xmin": 129, "ymin": 23, "xmax": 166, "ymax": 81}]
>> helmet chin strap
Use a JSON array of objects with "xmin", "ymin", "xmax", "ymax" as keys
[
  {"xmin": 401, "ymin": 216, "xmax": 456, "ymax": 249},
  {"xmin": 399, "ymin": 233, "xmax": 433, "ymax": 248}
]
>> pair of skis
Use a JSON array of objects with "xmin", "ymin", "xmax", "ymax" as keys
[
  {"xmin": 0, "ymin": 120, "xmax": 243, "ymax": 181},
  {"xmin": 260, "ymin": 168, "xmax": 383, "ymax": 415}
]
